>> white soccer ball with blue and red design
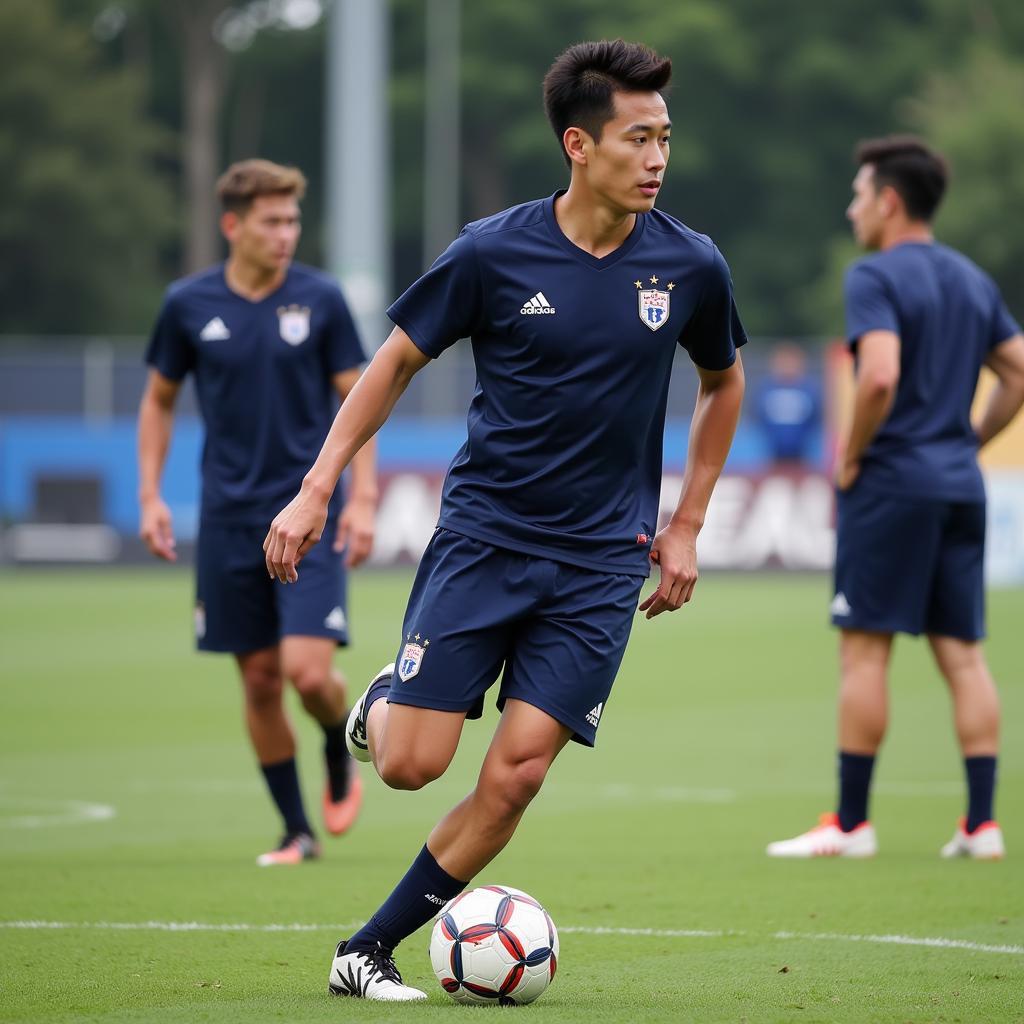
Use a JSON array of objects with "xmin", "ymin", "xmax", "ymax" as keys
[{"xmin": 428, "ymin": 884, "xmax": 559, "ymax": 1005}]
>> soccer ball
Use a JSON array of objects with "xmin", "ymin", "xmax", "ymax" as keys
[{"xmin": 429, "ymin": 884, "xmax": 559, "ymax": 1005}]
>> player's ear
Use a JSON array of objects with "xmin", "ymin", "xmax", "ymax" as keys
[
  {"xmin": 878, "ymin": 184, "xmax": 901, "ymax": 219},
  {"xmin": 220, "ymin": 210, "xmax": 240, "ymax": 243},
  {"xmin": 563, "ymin": 126, "xmax": 589, "ymax": 166}
]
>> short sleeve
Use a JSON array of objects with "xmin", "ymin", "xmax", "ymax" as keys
[
  {"xmin": 144, "ymin": 292, "xmax": 194, "ymax": 381},
  {"xmin": 386, "ymin": 230, "xmax": 484, "ymax": 358},
  {"xmin": 322, "ymin": 284, "xmax": 367, "ymax": 373},
  {"xmin": 677, "ymin": 244, "xmax": 747, "ymax": 371},
  {"xmin": 990, "ymin": 286, "xmax": 1021, "ymax": 351},
  {"xmin": 844, "ymin": 263, "xmax": 899, "ymax": 350}
]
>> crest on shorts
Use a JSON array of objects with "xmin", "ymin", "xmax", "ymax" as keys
[
  {"xmin": 277, "ymin": 304, "xmax": 311, "ymax": 345},
  {"xmin": 638, "ymin": 288, "xmax": 670, "ymax": 331},
  {"xmin": 398, "ymin": 634, "xmax": 430, "ymax": 681}
]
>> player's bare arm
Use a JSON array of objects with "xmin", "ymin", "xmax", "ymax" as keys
[
  {"xmin": 265, "ymin": 327, "xmax": 430, "ymax": 582},
  {"xmin": 975, "ymin": 333, "xmax": 1024, "ymax": 447},
  {"xmin": 837, "ymin": 329, "xmax": 900, "ymax": 490},
  {"xmin": 640, "ymin": 354, "xmax": 745, "ymax": 619},
  {"xmin": 332, "ymin": 368, "xmax": 379, "ymax": 568},
  {"xmin": 137, "ymin": 368, "xmax": 182, "ymax": 562}
]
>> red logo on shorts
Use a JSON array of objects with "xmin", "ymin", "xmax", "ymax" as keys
[{"xmin": 636, "ymin": 533, "xmax": 649, "ymax": 544}]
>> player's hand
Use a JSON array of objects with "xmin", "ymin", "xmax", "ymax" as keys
[
  {"xmin": 335, "ymin": 494, "xmax": 376, "ymax": 568},
  {"xmin": 264, "ymin": 486, "xmax": 329, "ymax": 584},
  {"xmin": 139, "ymin": 496, "xmax": 177, "ymax": 562},
  {"xmin": 638, "ymin": 523, "xmax": 699, "ymax": 619},
  {"xmin": 835, "ymin": 457, "xmax": 861, "ymax": 491}
]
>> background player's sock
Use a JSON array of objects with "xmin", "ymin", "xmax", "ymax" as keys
[
  {"xmin": 346, "ymin": 845, "xmax": 467, "ymax": 954},
  {"xmin": 322, "ymin": 716, "xmax": 351, "ymax": 801},
  {"xmin": 837, "ymin": 750, "xmax": 875, "ymax": 832},
  {"xmin": 260, "ymin": 757, "xmax": 313, "ymax": 836},
  {"xmin": 964, "ymin": 755, "xmax": 996, "ymax": 833}
]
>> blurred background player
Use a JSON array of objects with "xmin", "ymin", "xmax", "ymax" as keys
[
  {"xmin": 767, "ymin": 136, "xmax": 1024, "ymax": 860},
  {"xmin": 265, "ymin": 40, "xmax": 745, "ymax": 1000},
  {"xmin": 137, "ymin": 159, "xmax": 377, "ymax": 866},
  {"xmin": 754, "ymin": 342, "xmax": 821, "ymax": 466}
]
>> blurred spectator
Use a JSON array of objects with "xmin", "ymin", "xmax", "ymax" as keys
[{"xmin": 754, "ymin": 342, "xmax": 821, "ymax": 465}]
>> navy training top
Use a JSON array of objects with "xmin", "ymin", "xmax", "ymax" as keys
[
  {"xmin": 387, "ymin": 191, "xmax": 748, "ymax": 576},
  {"xmin": 844, "ymin": 242, "xmax": 1020, "ymax": 502},
  {"xmin": 145, "ymin": 262, "xmax": 366, "ymax": 526}
]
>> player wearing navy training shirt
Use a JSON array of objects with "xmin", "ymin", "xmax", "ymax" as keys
[
  {"xmin": 137, "ymin": 160, "xmax": 377, "ymax": 866},
  {"xmin": 768, "ymin": 137, "xmax": 1024, "ymax": 861},
  {"xmin": 265, "ymin": 42, "xmax": 746, "ymax": 1000}
]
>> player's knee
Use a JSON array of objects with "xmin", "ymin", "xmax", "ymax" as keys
[
  {"xmin": 242, "ymin": 668, "xmax": 284, "ymax": 709},
  {"xmin": 376, "ymin": 751, "xmax": 445, "ymax": 792},
  {"xmin": 287, "ymin": 663, "xmax": 331, "ymax": 702},
  {"xmin": 489, "ymin": 756, "xmax": 549, "ymax": 817}
]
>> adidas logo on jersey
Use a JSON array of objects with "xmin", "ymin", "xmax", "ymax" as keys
[
  {"xmin": 324, "ymin": 606, "xmax": 347, "ymax": 632},
  {"xmin": 830, "ymin": 592, "xmax": 852, "ymax": 617},
  {"xmin": 585, "ymin": 702, "xmax": 604, "ymax": 728},
  {"xmin": 520, "ymin": 292, "xmax": 555, "ymax": 315},
  {"xmin": 199, "ymin": 316, "xmax": 231, "ymax": 341}
]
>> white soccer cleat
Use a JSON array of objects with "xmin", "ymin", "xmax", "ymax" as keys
[
  {"xmin": 940, "ymin": 818, "xmax": 1005, "ymax": 860},
  {"xmin": 766, "ymin": 812, "xmax": 878, "ymax": 858},
  {"xmin": 345, "ymin": 663, "xmax": 394, "ymax": 763},
  {"xmin": 328, "ymin": 940, "xmax": 427, "ymax": 1002}
]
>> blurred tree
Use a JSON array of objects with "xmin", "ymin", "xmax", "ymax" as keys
[
  {"xmin": 911, "ymin": 42, "xmax": 1024, "ymax": 311},
  {"xmin": 0, "ymin": 0, "xmax": 173, "ymax": 334}
]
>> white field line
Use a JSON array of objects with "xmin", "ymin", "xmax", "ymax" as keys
[
  {"xmin": 0, "ymin": 799, "xmax": 115, "ymax": 829},
  {"xmin": 1, "ymin": 920, "xmax": 1020, "ymax": 956}
]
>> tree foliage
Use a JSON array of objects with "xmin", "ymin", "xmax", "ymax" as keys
[{"xmin": 0, "ymin": 0, "xmax": 174, "ymax": 334}]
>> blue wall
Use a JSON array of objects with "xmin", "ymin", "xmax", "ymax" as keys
[{"xmin": 0, "ymin": 415, "xmax": 813, "ymax": 539}]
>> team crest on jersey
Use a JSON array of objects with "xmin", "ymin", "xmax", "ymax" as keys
[
  {"xmin": 277, "ymin": 304, "xmax": 311, "ymax": 345},
  {"xmin": 398, "ymin": 634, "xmax": 430, "ymax": 681},
  {"xmin": 638, "ymin": 288, "xmax": 670, "ymax": 331}
]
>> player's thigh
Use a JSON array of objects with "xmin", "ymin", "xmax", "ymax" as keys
[
  {"xmin": 385, "ymin": 529, "xmax": 532, "ymax": 717},
  {"xmin": 500, "ymin": 565, "xmax": 644, "ymax": 747},
  {"xmin": 831, "ymin": 487, "xmax": 943, "ymax": 636},
  {"xmin": 277, "ymin": 536, "xmax": 349, "ymax": 646},
  {"xmin": 376, "ymin": 702, "xmax": 469, "ymax": 784},
  {"xmin": 924, "ymin": 501, "xmax": 986, "ymax": 642},
  {"xmin": 196, "ymin": 522, "xmax": 277, "ymax": 652}
]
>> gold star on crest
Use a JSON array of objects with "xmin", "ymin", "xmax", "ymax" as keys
[
  {"xmin": 414, "ymin": 633, "xmax": 421, "ymax": 641},
  {"xmin": 650, "ymin": 275, "xmax": 659, "ymax": 285},
  {"xmin": 634, "ymin": 279, "xmax": 642, "ymax": 289},
  {"xmin": 667, "ymin": 282, "xmax": 675, "ymax": 291}
]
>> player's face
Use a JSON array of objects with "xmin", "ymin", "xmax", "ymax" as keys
[
  {"xmin": 587, "ymin": 90, "xmax": 671, "ymax": 214},
  {"xmin": 847, "ymin": 165, "xmax": 885, "ymax": 250},
  {"xmin": 225, "ymin": 193, "xmax": 302, "ymax": 272}
]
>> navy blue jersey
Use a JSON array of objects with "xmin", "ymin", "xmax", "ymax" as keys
[
  {"xmin": 845, "ymin": 243, "xmax": 1020, "ymax": 501},
  {"xmin": 146, "ymin": 263, "xmax": 366, "ymax": 525},
  {"xmin": 387, "ymin": 192, "xmax": 747, "ymax": 575}
]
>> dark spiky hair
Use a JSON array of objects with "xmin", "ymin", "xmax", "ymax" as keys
[{"xmin": 543, "ymin": 40, "xmax": 672, "ymax": 167}]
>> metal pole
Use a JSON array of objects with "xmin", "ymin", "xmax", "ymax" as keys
[
  {"xmin": 423, "ymin": 0, "xmax": 460, "ymax": 270},
  {"xmin": 326, "ymin": 0, "xmax": 390, "ymax": 351}
]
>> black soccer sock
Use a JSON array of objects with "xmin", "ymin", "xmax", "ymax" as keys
[
  {"xmin": 346, "ymin": 845, "xmax": 468, "ymax": 954},
  {"xmin": 322, "ymin": 716, "xmax": 351, "ymax": 802},
  {"xmin": 964, "ymin": 755, "xmax": 997, "ymax": 834},
  {"xmin": 837, "ymin": 750, "xmax": 876, "ymax": 832},
  {"xmin": 259, "ymin": 757, "xmax": 313, "ymax": 837}
]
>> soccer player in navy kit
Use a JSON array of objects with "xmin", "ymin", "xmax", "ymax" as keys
[
  {"xmin": 138, "ymin": 160, "xmax": 377, "ymax": 866},
  {"xmin": 266, "ymin": 41, "xmax": 746, "ymax": 999},
  {"xmin": 768, "ymin": 137, "xmax": 1024, "ymax": 860}
]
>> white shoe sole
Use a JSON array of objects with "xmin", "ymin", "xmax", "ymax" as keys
[{"xmin": 345, "ymin": 663, "xmax": 394, "ymax": 763}]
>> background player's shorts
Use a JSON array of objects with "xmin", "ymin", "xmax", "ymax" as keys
[
  {"xmin": 385, "ymin": 528, "xmax": 645, "ymax": 746},
  {"xmin": 831, "ymin": 486, "xmax": 985, "ymax": 640},
  {"xmin": 196, "ymin": 522, "xmax": 349, "ymax": 653}
]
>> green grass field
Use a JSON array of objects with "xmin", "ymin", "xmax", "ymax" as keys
[{"xmin": 2, "ymin": 568, "xmax": 1022, "ymax": 1023}]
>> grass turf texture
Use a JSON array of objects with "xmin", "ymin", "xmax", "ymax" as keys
[{"xmin": 1, "ymin": 568, "xmax": 1022, "ymax": 1023}]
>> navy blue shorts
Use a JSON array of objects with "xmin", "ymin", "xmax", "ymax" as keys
[
  {"xmin": 195, "ymin": 522, "xmax": 349, "ymax": 653},
  {"xmin": 831, "ymin": 486, "xmax": 985, "ymax": 640},
  {"xmin": 387, "ymin": 528, "xmax": 645, "ymax": 746}
]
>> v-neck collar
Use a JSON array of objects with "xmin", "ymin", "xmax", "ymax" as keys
[
  {"xmin": 542, "ymin": 190, "xmax": 645, "ymax": 271},
  {"xmin": 222, "ymin": 263, "xmax": 291, "ymax": 306}
]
